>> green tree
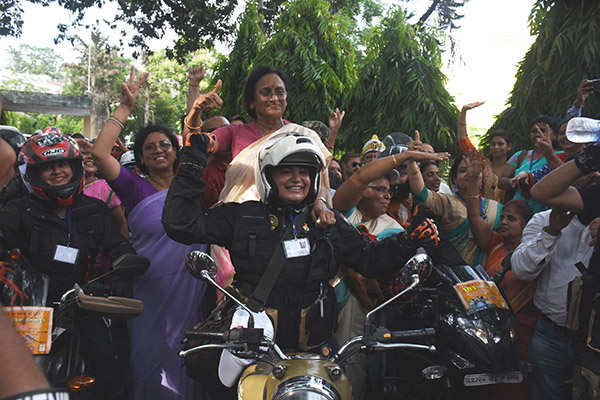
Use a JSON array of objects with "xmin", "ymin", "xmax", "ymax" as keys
[
  {"xmin": 7, "ymin": 44, "xmax": 64, "ymax": 81},
  {"xmin": 1, "ymin": 0, "xmax": 236, "ymax": 61},
  {"xmin": 340, "ymin": 7, "xmax": 458, "ymax": 152},
  {"xmin": 145, "ymin": 48, "xmax": 219, "ymax": 131},
  {"xmin": 62, "ymin": 31, "xmax": 133, "ymax": 137},
  {"xmin": 214, "ymin": 1, "xmax": 266, "ymax": 119},
  {"xmin": 488, "ymin": 0, "xmax": 600, "ymax": 151}
]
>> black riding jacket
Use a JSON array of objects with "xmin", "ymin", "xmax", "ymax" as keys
[
  {"xmin": 0, "ymin": 193, "xmax": 135, "ymax": 304},
  {"xmin": 162, "ymin": 147, "xmax": 423, "ymax": 349}
]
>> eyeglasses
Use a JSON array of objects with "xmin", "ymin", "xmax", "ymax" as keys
[
  {"xmin": 143, "ymin": 139, "xmax": 172, "ymax": 152},
  {"xmin": 351, "ymin": 162, "xmax": 361, "ymax": 168},
  {"xmin": 257, "ymin": 87, "xmax": 287, "ymax": 99},
  {"xmin": 368, "ymin": 185, "xmax": 391, "ymax": 195}
]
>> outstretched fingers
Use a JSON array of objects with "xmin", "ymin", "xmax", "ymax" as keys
[
  {"xmin": 211, "ymin": 79, "xmax": 222, "ymax": 95},
  {"xmin": 128, "ymin": 65, "xmax": 135, "ymax": 85}
]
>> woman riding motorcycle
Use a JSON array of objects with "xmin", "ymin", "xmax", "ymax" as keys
[
  {"xmin": 162, "ymin": 124, "xmax": 440, "ymax": 382},
  {"xmin": 0, "ymin": 133, "xmax": 140, "ymax": 399}
]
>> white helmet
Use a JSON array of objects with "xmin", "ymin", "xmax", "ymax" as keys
[
  {"xmin": 120, "ymin": 150, "xmax": 136, "ymax": 167},
  {"xmin": 256, "ymin": 124, "xmax": 326, "ymax": 204}
]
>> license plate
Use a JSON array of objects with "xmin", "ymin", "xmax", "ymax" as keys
[{"xmin": 463, "ymin": 371, "xmax": 523, "ymax": 386}]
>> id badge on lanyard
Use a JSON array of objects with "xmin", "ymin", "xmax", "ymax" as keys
[
  {"xmin": 282, "ymin": 213, "xmax": 311, "ymax": 259},
  {"xmin": 53, "ymin": 208, "xmax": 80, "ymax": 265},
  {"xmin": 283, "ymin": 238, "xmax": 310, "ymax": 258}
]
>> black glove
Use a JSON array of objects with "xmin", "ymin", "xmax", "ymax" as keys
[
  {"xmin": 179, "ymin": 141, "xmax": 208, "ymax": 170},
  {"xmin": 408, "ymin": 217, "xmax": 440, "ymax": 248},
  {"xmin": 188, "ymin": 132, "xmax": 213, "ymax": 153},
  {"xmin": 574, "ymin": 142, "xmax": 600, "ymax": 174}
]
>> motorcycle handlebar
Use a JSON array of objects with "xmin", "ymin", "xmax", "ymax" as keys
[
  {"xmin": 369, "ymin": 343, "xmax": 437, "ymax": 352},
  {"xmin": 371, "ymin": 326, "xmax": 436, "ymax": 343},
  {"xmin": 390, "ymin": 328, "xmax": 436, "ymax": 340},
  {"xmin": 184, "ymin": 330, "xmax": 227, "ymax": 341}
]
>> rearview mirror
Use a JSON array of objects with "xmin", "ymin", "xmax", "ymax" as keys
[
  {"xmin": 395, "ymin": 251, "xmax": 432, "ymax": 285},
  {"xmin": 185, "ymin": 251, "xmax": 217, "ymax": 281}
]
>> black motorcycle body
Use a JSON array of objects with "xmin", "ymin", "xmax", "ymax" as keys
[
  {"xmin": 1, "ymin": 253, "xmax": 148, "ymax": 399},
  {"xmin": 369, "ymin": 263, "xmax": 521, "ymax": 399}
]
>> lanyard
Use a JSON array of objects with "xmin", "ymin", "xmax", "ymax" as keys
[
  {"xmin": 529, "ymin": 150, "xmax": 536, "ymax": 171},
  {"xmin": 457, "ymin": 194, "xmax": 487, "ymax": 220},
  {"xmin": 289, "ymin": 213, "xmax": 299, "ymax": 238},
  {"xmin": 66, "ymin": 207, "xmax": 73, "ymax": 246}
]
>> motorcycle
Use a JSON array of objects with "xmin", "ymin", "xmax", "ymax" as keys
[
  {"xmin": 369, "ymin": 257, "xmax": 522, "ymax": 399},
  {"xmin": 180, "ymin": 250, "xmax": 437, "ymax": 400},
  {"xmin": 1, "ymin": 252, "xmax": 149, "ymax": 399}
]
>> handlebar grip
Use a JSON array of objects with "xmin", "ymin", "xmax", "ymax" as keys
[
  {"xmin": 184, "ymin": 330, "xmax": 226, "ymax": 340},
  {"xmin": 390, "ymin": 328, "xmax": 436, "ymax": 340}
]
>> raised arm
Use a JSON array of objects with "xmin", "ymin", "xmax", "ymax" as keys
[
  {"xmin": 530, "ymin": 143, "xmax": 600, "ymax": 212},
  {"xmin": 530, "ymin": 160, "xmax": 585, "ymax": 213},
  {"xmin": 333, "ymin": 150, "xmax": 449, "ymax": 212},
  {"xmin": 406, "ymin": 130, "xmax": 429, "ymax": 196},
  {"xmin": 186, "ymin": 65, "xmax": 205, "ymax": 113},
  {"xmin": 457, "ymin": 102, "xmax": 484, "ymax": 154},
  {"xmin": 92, "ymin": 66, "xmax": 149, "ymax": 181},
  {"xmin": 182, "ymin": 80, "xmax": 222, "ymax": 143},
  {"xmin": 462, "ymin": 157, "xmax": 493, "ymax": 251},
  {"xmin": 325, "ymin": 108, "xmax": 345, "ymax": 152}
]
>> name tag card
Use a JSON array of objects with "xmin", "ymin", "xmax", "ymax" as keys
[
  {"xmin": 54, "ymin": 245, "xmax": 80, "ymax": 264},
  {"xmin": 282, "ymin": 238, "xmax": 311, "ymax": 258}
]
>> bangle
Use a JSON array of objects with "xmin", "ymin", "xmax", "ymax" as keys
[
  {"xmin": 109, "ymin": 116, "xmax": 125, "ymax": 129},
  {"xmin": 184, "ymin": 116, "xmax": 203, "ymax": 131},
  {"xmin": 392, "ymin": 154, "xmax": 399, "ymax": 167},
  {"xmin": 319, "ymin": 196, "xmax": 328, "ymax": 204}
]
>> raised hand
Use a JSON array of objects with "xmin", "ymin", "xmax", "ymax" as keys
[
  {"xmin": 192, "ymin": 80, "xmax": 223, "ymax": 112},
  {"xmin": 534, "ymin": 131, "xmax": 554, "ymax": 156},
  {"xmin": 461, "ymin": 101, "xmax": 485, "ymax": 112},
  {"xmin": 328, "ymin": 108, "xmax": 345, "ymax": 133},
  {"xmin": 120, "ymin": 66, "xmax": 150, "ymax": 112},
  {"xmin": 575, "ymin": 79, "xmax": 594, "ymax": 107},
  {"xmin": 189, "ymin": 65, "xmax": 205, "ymax": 86},
  {"xmin": 462, "ymin": 156, "xmax": 483, "ymax": 197},
  {"xmin": 75, "ymin": 138, "xmax": 93, "ymax": 153},
  {"xmin": 408, "ymin": 130, "xmax": 427, "ymax": 152}
]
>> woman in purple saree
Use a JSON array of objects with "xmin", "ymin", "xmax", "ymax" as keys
[{"xmin": 91, "ymin": 67, "xmax": 208, "ymax": 399}]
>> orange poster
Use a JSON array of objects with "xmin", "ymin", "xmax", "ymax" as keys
[
  {"xmin": 2, "ymin": 306, "xmax": 53, "ymax": 354},
  {"xmin": 453, "ymin": 280, "xmax": 509, "ymax": 314}
]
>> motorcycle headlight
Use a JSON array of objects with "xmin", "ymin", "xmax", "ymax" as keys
[
  {"xmin": 272, "ymin": 376, "xmax": 341, "ymax": 400},
  {"xmin": 456, "ymin": 317, "xmax": 492, "ymax": 345}
]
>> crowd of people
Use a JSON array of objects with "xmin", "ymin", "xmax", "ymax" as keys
[{"xmin": 0, "ymin": 64, "xmax": 600, "ymax": 400}]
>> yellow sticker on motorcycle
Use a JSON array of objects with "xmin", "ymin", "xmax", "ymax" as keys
[
  {"xmin": 452, "ymin": 280, "xmax": 509, "ymax": 314},
  {"xmin": 3, "ymin": 306, "xmax": 53, "ymax": 354}
]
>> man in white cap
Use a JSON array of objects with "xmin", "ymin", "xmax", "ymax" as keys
[{"xmin": 361, "ymin": 134, "xmax": 385, "ymax": 164}]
